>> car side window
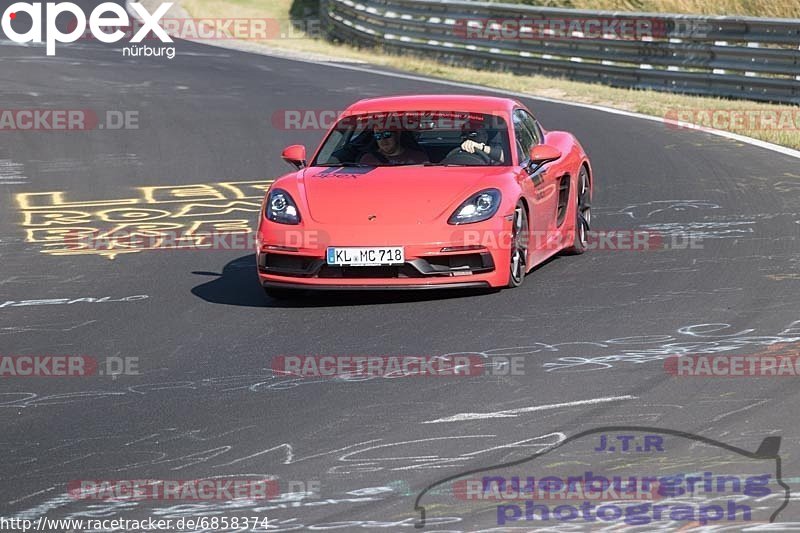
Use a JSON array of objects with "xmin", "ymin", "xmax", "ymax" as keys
[
  {"xmin": 316, "ymin": 129, "xmax": 347, "ymax": 164},
  {"xmin": 519, "ymin": 110, "xmax": 542, "ymax": 145},
  {"xmin": 513, "ymin": 110, "xmax": 536, "ymax": 164}
]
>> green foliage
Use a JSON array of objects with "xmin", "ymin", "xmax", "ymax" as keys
[{"xmin": 289, "ymin": 0, "xmax": 320, "ymax": 20}]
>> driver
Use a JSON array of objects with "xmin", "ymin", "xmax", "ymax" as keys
[
  {"xmin": 460, "ymin": 128, "xmax": 505, "ymax": 164},
  {"xmin": 359, "ymin": 127, "xmax": 428, "ymax": 166}
]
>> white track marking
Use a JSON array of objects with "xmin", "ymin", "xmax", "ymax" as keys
[{"xmin": 422, "ymin": 395, "xmax": 637, "ymax": 423}]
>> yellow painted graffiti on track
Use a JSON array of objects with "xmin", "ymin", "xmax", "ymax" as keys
[{"xmin": 16, "ymin": 180, "xmax": 273, "ymax": 259}]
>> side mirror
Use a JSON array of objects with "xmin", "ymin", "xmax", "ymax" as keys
[
  {"xmin": 528, "ymin": 145, "xmax": 561, "ymax": 171},
  {"xmin": 282, "ymin": 145, "xmax": 306, "ymax": 169}
]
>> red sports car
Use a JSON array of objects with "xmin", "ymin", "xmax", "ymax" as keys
[{"xmin": 257, "ymin": 95, "xmax": 592, "ymax": 297}]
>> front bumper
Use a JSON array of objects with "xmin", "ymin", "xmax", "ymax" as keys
[
  {"xmin": 261, "ymin": 280, "xmax": 491, "ymax": 291},
  {"xmin": 256, "ymin": 217, "xmax": 514, "ymax": 289},
  {"xmin": 257, "ymin": 247, "xmax": 503, "ymax": 289}
]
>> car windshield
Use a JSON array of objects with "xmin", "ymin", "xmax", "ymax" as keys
[{"xmin": 312, "ymin": 111, "xmax": 511, "ymax": 167}]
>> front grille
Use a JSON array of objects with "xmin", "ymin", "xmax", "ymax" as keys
[
  {"xmin": 426, "ymin": 253, "xmax": 489, "ymax": 271},
  {"xmin": 318, "ymin": 264, "xmax": 423, "ymax": 279},
  {"xmin": 259, "ymin": 253, "xmax": 323, "ymax": 277}
]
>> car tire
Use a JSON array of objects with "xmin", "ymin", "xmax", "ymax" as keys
[
  {"xmin": 508, "ymin": 202, "xmax": 529, "ymax": 288},
  {"xmin": 563, "ymin": 166, "xmax": 591, "ymax": 255}
]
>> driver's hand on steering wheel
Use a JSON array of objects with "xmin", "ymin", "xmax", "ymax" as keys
[{"xmin": 461, "ymin": 139, "xmax": 490, "ymax": 154}]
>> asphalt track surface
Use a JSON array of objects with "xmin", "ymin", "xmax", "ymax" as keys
[{"xmin": 2, "ymin": 3, "xmax": 800, "ymax": 531}]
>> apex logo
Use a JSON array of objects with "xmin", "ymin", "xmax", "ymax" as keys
[{"xmin": 1, "ymin": 2, "xmax": 173, "ymax": 55}]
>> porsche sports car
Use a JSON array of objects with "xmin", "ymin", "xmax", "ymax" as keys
[{"xmin": 257, "ymin": 95, "xmax": 592, "ymax": 297}]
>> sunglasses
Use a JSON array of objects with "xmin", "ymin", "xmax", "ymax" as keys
[{"xmin": 373, "ymin": 131, "xmax": 396, "ymax": 140}]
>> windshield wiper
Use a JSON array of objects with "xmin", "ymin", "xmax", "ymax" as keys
[{"xmin": 316, "ymin": 162, "xmax": 374, "ymax": 168}]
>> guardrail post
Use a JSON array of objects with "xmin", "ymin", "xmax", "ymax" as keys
[{"xmin": 745, "ymin": 42, "xmax": 758, "ymax": 77}]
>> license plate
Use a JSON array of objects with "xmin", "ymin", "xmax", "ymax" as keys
[{"xmin": 326, "ymin": 247, "xmax": 405, "ymax": 266}]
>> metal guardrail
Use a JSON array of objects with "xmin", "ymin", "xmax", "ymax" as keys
[{"xmin": 320, "ymin": 0, "xmax": 800, "ymax": 104}]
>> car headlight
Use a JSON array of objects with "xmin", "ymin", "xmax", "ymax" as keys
[
  {"xmin": 265, "ymin": 188, "xmax": 301, "ymax": 225},
  {"xmin": 448, "ymin": 188, "xmax": 501, "ymax": 225}
]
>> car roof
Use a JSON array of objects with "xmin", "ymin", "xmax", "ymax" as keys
[{"xmin": 344, "ymin": 95, "xmax": 522, "ymax": 116}]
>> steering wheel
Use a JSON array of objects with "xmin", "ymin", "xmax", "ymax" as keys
[{"xmin": 442, "ymin": 146, "xmax": 492, "ymax": 165}]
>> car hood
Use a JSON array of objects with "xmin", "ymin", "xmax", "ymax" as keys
[{"xmin": 299, "ymin": 165, "xmax": 511, "ymax": 224}]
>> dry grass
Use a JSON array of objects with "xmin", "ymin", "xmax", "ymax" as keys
[
  {"xmin": 181, "ymin": 0, "xmax": 292, "ymax": 26},
  {"xmin": 489, "ymin": 0, "xmax": 800, "ymax": 18},
  {"xmin": 179, "ymin": 0, "xmax": 800, "ymax": 150}
]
